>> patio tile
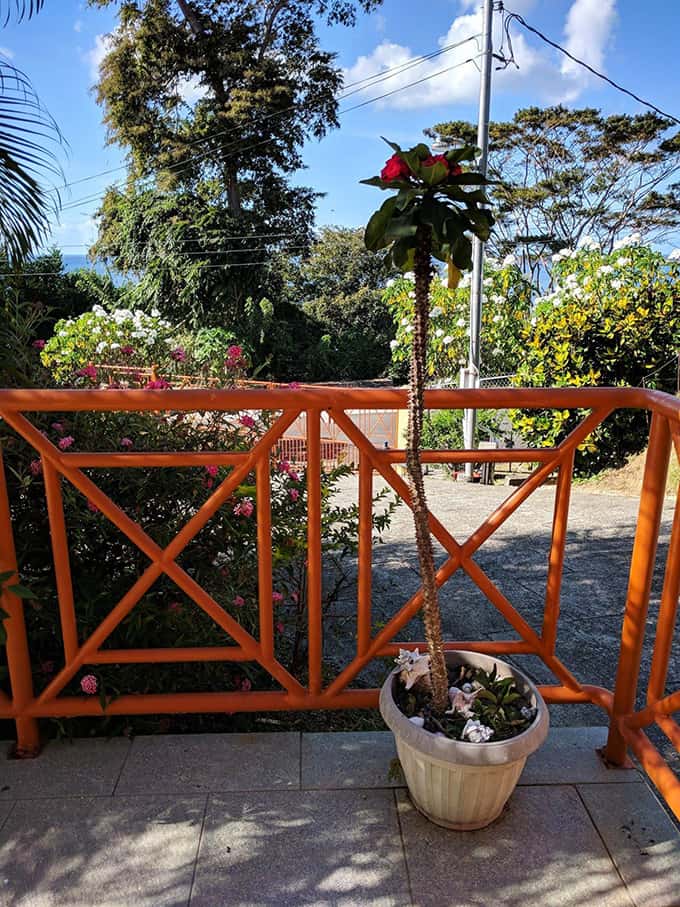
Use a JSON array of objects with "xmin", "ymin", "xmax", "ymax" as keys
[
  {"xmin": 397, "ymin": 785, "xmax": 634, "ymax": 907},
  {"xmin": 520, "ymin": 726, "xmax": 641, "ymax": 785},
  {"xmin": 301, "ymin": 732, "xmax": 401, "ymax": 789},
  {"xmin": 0, "ymin": 738, "xmax": 131, "ymax": 799},
  {"xmin": 0, "ymin": 795, "xmax": 205, "ymax": 907},
  {"xmin": 115, "ymin": 732, "xmax": 300, "ymax": 795},
  {"xmin": 578, "ymin": 782, "xmax": 680, "ymax": 907},
  {"xmin": 190, "ymin": 789, "xmax": 409, "ymax": 906}
]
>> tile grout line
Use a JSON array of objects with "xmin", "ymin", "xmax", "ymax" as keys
[
  {"xmin": 111, "ymin": 738, "xmax": 135, "ymax": 797},
  {"xmin": 0, "ymin": 800, "xmax": 18, "ymax": 835},
  {"xmin": 186, "ymin": 794, "xmax": 210, "ymax": 907},
  {"xmin": 574, "ymin": 784, "xmax": 638, "ymax": 907},
  {"xmin": 392, "ymin": 789, "xmax": 416, "ymax": 907}
]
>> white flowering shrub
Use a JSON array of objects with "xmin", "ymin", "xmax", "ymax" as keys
[
  {"xmin": 513, "ymin": 236, "xmax": 680, "ymax": 474},
  {"xmin": 41, "ymin": 306, "xmax": 179, "ymax": 383},
  {"xmin": 384, "ymin": 258, "xmax": 531, "ymax": 383}
]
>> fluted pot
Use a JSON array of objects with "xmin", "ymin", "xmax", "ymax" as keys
[{"xmin": 379, "ymin": 650, "xmax": 549, "ymax": 830}]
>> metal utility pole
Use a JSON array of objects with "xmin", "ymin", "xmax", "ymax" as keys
[{"xmin": 462, "ymin": 0, "xmax": 494, "ymax": 480}]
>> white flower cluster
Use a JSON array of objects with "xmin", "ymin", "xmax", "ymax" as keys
[{"xmin": 613, "ymin": 232, "xmax": 641, "ymax": 250}]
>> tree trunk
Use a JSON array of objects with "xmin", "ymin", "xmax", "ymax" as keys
[{"xmin": 407, "ymin": 224, "xmax": 449, "ymax": 713}]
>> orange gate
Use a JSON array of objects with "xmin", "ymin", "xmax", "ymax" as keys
[{"xmin": 0, "ymin": 385, "xmax": 679, "ymax": 820}]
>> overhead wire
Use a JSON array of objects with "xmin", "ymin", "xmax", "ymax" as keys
[
  {"xmin": 503, "ymin": 10, "xmax": 680, "ymax": 126},
  {"xmin": 49, "ymin": 33, "xmax": 482, "ymax": 198}
]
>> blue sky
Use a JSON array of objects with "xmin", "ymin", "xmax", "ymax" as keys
[{"xmin": 2, "ymin": 0, "xmax": 678, "ymax": 250}]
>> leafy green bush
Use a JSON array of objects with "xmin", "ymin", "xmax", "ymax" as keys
[
  {"xmin": 385, "ymin": 257, "xmax": 532, "ymax": 384},
  {"xmin": 1, "ymin": 403, "xmax": 395, "ymax": 735},
  {"xmin": 512, "ymin": 238, "xmax": 680, "ymax": 474}
]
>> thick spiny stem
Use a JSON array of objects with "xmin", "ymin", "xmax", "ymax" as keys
[{"xmin": 406, "ymin": 222, "xmax": 449, "ymax": 713}]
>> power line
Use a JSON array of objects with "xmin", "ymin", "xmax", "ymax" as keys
[
  {"xmin": 49, "ymin": 33, "xmax": 482, "ymax": 199},
  {"xmin": 503, "ymin": 10, "xmax": 680, "ymax": 126},
  {"xmin": 59, "ymin": 52, "xmax": 484, "ymax": 215}
]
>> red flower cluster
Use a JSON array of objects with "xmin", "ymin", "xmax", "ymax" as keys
[
  {"xmin": 225, "ymin": 344, "xmax": 248, "ymax": 371},
  {"xmin": 145, "ymin": 378, "xmax": 172, "ymax": 389},
  {"xmin": 381, "ymin": 154, "xmax": 411, "ymax": 181},
  {"xmin": 380, "ymin": 151, "xmax": 463, "ymax": 183},
  {"xmin": 76, "ymin": 365, "xmax": 98, "ymax": 382}
]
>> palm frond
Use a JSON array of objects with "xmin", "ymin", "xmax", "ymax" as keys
[
  {"xmin": 0, "ymin": 57, "xmax": 63, "ymax": 262},
  {"xmin": 0, "ymin": 1, "xmax": 45, "ymax": 26}
]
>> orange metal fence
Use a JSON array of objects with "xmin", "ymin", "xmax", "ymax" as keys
[{"xmin": 0, "ymin": 386, "xmax": 679, "ymax": 819}]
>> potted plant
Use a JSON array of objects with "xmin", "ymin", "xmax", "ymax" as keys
[{"xmin": 362, "ymin": 140, "xmax": 549, "ymax": 829}]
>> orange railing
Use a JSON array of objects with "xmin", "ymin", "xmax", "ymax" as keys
[{"xmin": 0, "ymin": 386, "xmax": 679, "ymax": 818}]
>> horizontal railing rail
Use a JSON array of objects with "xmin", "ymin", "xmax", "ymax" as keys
[{"xmin": 0, "ymin": 386, "xmax": 679, "ymax": 820}]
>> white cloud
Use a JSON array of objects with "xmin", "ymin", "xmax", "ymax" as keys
[
  {"xmin": 343, "ymin": 0, "xmax": 617, "ymax": 111},
  {"xmin": 86, "ymin": 33, "xmax": 114, "ymax": 82},
  {"xmin": 561, "ymin": 0, "xmax": 617, "ymax": 81},
  {"xmin": 48, "ymin": 216, "xmax": 98, "ymax": 249},
  {"xmin": 74, "ymin": 19, "xmax": 83, "ymax": 33},
  {"xmin": 0, "ymin": 46, "xmax": 14, "ymax": 59}
]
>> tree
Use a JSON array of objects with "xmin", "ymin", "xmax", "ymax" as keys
[
  {"xmin": 280, "ymin": 226, "xmax": 399, "ymax": 380},
  {"xmin": 427, "ymin": 107, "xmax": 680, "ymax": 288},
  {"xmin": 88, "ymin": 0, "xmax": 381, "ymax": 327},
  {"xmin": 0, "ymin": 1, "xmax": 63, "ymax": 261},
  {"xmin": 287, "ymin": 226, "xmax": 398, "ymax": 303}
]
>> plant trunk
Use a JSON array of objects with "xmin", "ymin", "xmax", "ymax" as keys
[{"xmin": 407, "ymin": 224, "xmax": 449, "ymax": 713}]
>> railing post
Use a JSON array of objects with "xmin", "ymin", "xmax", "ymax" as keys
[
  {"xmin": 306, "ymin": 409, "xmax": 322, "ymax": 695},
  {"xmin": 605, "ymin": 413, "xmax": 671, "ymax": 765},
  {"xmin": 0, "ymin": 446, "xmax": 40, "ymax": 755}
]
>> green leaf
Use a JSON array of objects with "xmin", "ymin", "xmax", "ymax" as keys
[
  {"xmin": 0, "ymin": 571, "xmax": 16, "ymax": 584},
  {"xmin": 451, "ymin": 235, "xmax": 473, "ymax": 270},
  {"xmin": 446, "ymin": 146, "xmax": 479, "ymax": 164},
  {"xmin": 7, "ymin": 583, "xmax": 35, "ymax": 599},
  {"xmin": 365, "ymin": 196, "xmax": 399, "ymax": 251},
  {"xmin": 384, "ymin": 212, "xmax": 417, "ymax": 241},
  {"xmin": 421, "ymin": 160, "xmax": 449, "ymax": 186},
  {"xmin": 413, "ymin": 143, "xmax": 430, "ymax": 159},
  {"xmin": 451, "ymin": 172, "xmax": 490, "ymax": 186},
  {"xmin": 381, "ymin": 136, "xmax": 402, "ymax": 154},
  {"xmin": 360, "ymin": 176, "xmax": 414, "ymax": 192},
  {"xmin": 464, "ymin": 208, "xmax": 492, "ymax": 241},
  {"xmin": 391, "ymin": 238, "xmax": 416, "ymax": 271}
]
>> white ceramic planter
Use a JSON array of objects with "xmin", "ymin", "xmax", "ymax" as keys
[{"xmin": 379, "ymin": 650, "xmax": 549, "ymax": 830}]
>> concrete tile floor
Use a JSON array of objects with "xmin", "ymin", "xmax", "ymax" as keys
[{"xmin": 0, "ymin": 727, "xmax": 678, "ymax": 907}]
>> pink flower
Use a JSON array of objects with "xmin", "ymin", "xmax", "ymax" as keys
[
  {"xmin": 291, "ymin": 590, "xmax": 299, "ymax": 603},
  {"xmin": 51, "ymin": 422, "xmax": 64, "ymax": 434},
  {"xmin": 227, "ymin": 345, "xmax": 243, "ymax": 359},
  {"xmin": 287, "ymin": 382, "xmax": 301, "ymax": 389},
  {"xmin": 32, "ymin": 339, "xmax": 46, "ymax": 350},
  {"xmin": 145, "ymin": 378, "xmax": 172, "ymax": 389},
  {"xmin": 87, "ymin": 500, "xmax": 99, "ymax": 513},
  {"xmin": 288, "ymin": 471, "xmax": 300, "ymax": 483},
  {"xmin": 275, "ymin": 621, "xmax": 285, "ymax": 634},
  {"xmin": 239, "ymin": 414, "xmax": 255, "ymax": 428},
  {"xmin": 289, "ymin": 488, "xmax": 299, "ymax": 502},
  {"xmin": 204, "ymin": 477, "xmax": 214, "ymax": 489},
  {"xmin": 120, "ymin": 437, "xmax": 133, "ymax": 448},
  {"xmin": 205, "ymin": 465, "xmax": 218, "ymax": 478},
  {"xmin": 233, "ymin": 499, "xmax": 254, "ymax": 518},
  {"xmin": 121, "ymin": 345, "xmax": 135, "ymax": 356},
  {"xmin": 29, "ymin": 459, "xmax": 42, "ymax": 476},
  {"xmin": 233, "ymin": 595, "xmax": 245, "ymax": 608},
  {"xmin": 277, "ymin": 460, "xmax": 291, "ymax": 474},
  {"xmin": 170, "ymin": 346, "xmax": 187, "ymax": 362},
  {"xmin": 240, "ymin": 677, "xmax": 252, "ymax": 692},
  {"xmin": 168, "ymin": 601, "xmax": 182, "ymax": 613},
  {"xmin": 272, "ymin": 591, "xmax": 284, "ymax": 604},
  {"xmin": 80, "ymin": 674, "xmax": 97, "ymax": 695},
  {"xmin": 76, "ymin": 365, "xmax": 98, "ymax": 381},
  {"xmin": 58, "ymin": 436, "xmax": 75, "ymax": 451}
]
